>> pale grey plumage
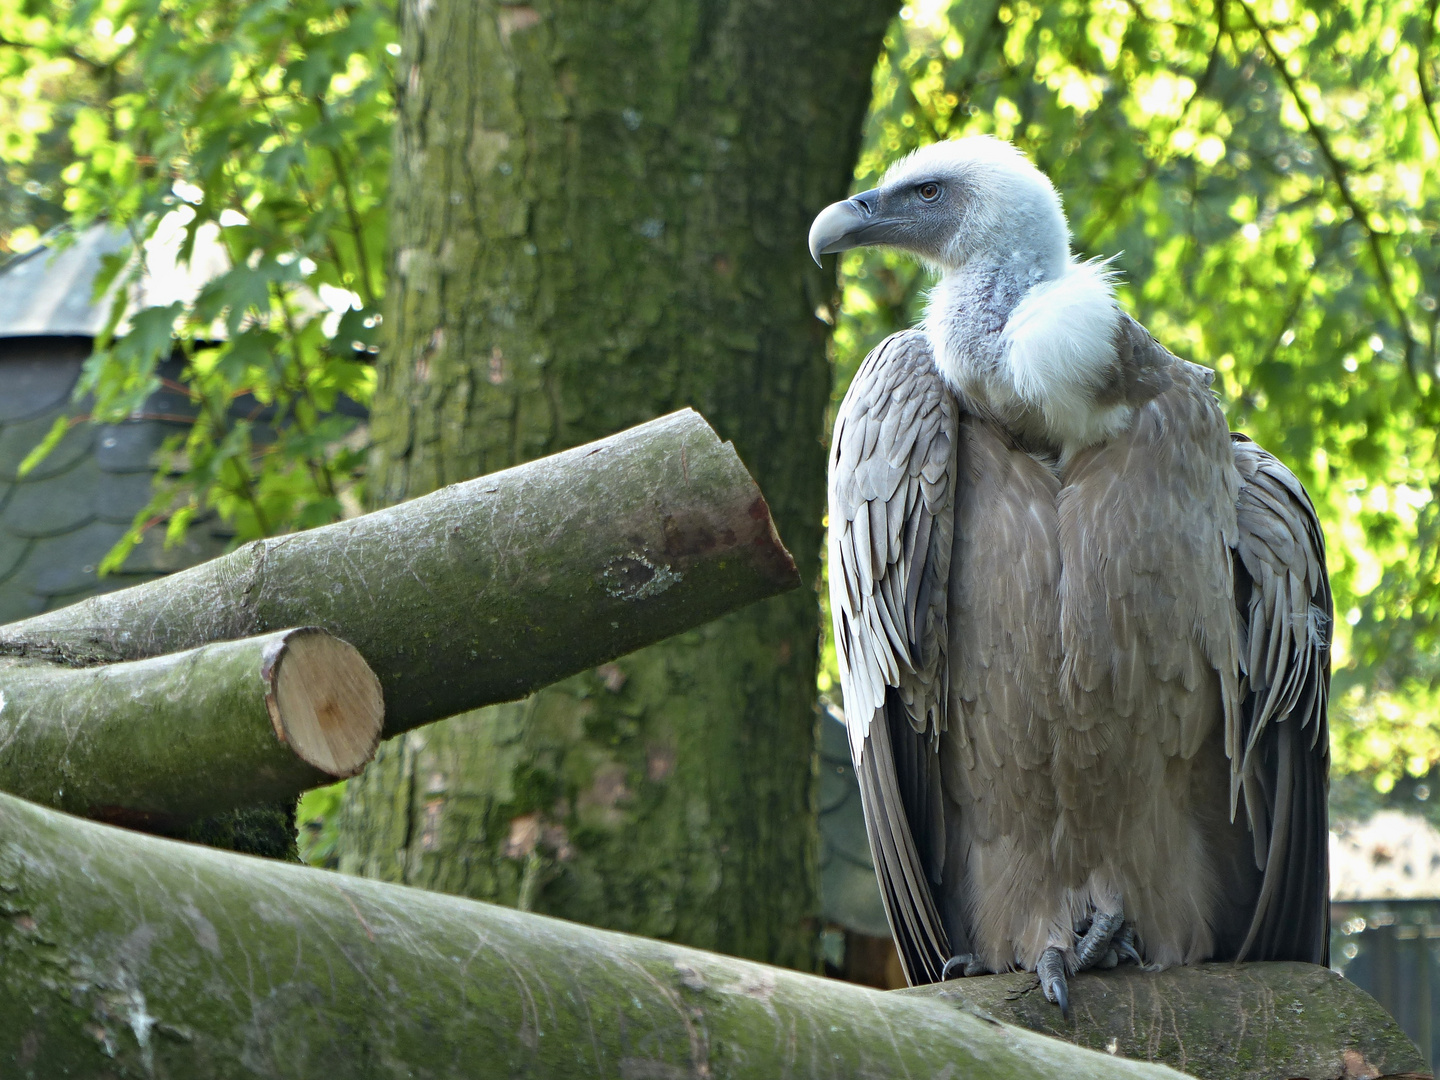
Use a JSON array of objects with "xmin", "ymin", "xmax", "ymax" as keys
[{"xmin": 820, "ymin": 137, "xmax": 1330, "ymax": 990}]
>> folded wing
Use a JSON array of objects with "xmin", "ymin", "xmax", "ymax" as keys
[
  {"xmin": 1228, "ymin": 434, "xmax": 1332, "ymax": 963},
  {"xmin": 828, "ymin": 328, "xmax": 957, "ymax": 983}
]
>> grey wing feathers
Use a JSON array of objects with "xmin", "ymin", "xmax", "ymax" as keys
[
  {"xmin": 829, "ymin": 328, "xmax": 958, "ymax": 983},
  {"xmin": 1229, "ymin": 433, "xmax": 1332, "ymax": 964}
]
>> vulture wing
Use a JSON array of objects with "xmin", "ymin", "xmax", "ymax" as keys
[
  {"xmin": 1229, "ymin": 434, "xmax": 1332, "ymax": 963},
  {"xmin": 828, "ymin": 328, "xmax": 957, "ymax": 983}
]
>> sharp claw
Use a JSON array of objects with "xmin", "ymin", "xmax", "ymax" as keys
[
  {"xmin": 942, "ymin": 953, "xmax": 989, "ymax": 980},
  {"xmin": 1115, "ymin": 926, "xmax": 1144, "ymax": 968},
  {"xmin": 941, "ymin": 954, "xmax": 971, "ymax": 981},
  {"xmin": 944, "ymin": 956, "xmax": 990, "ymax": 979},
  {"xmin": 1037, "ymin": 946, "xmax": 1070, "ymax": 1019}
]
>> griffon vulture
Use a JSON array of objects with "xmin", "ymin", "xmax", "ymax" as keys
[{"xmin": 811, "ymin": 137, "xmax": 1331, "ymax": 1014}]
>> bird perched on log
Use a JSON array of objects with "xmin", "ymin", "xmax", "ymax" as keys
[{"xmin": 811, "ymin": 137, "xmax": 1331, "ymax": 1015}]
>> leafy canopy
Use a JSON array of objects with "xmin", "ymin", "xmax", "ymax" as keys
[
  {"xmin": 821, "ymin": 0, "xmax": 1440, "ymax": 788},
  {"xmin": 0, "ymin": 0, "xmax": 392, "ymax": 565}
]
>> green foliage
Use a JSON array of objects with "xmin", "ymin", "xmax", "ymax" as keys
[
  {"xmin": 822, "ymin": 0, "xmax": 1440, "ymax": 786},
  {"xmin": 0, "ymin": 0, "xmax": 393, "ymax": 561},
  {"xmin": 297, "ymin": 780, "xmax": 345, "ymax": 868}
]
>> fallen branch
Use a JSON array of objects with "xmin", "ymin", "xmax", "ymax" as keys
[
  {"xmin": 905, "ymin": 964, "xmax": 1429, "ymax": 1080},
  {"xmin": 0, "ymin": 409, "xmax": 798, "ymax": 739},
  {"xmin": 0, "ymin": 627, "xmax": 382, "ymax": 830},
  {"xmin": 0, "ymin": 790, "xmax": 1187, "ymax": 1079}
]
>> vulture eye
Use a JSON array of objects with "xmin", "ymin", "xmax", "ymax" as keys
[{"xmin": 917, "ymin": 182, "xmax": 942, "ymax": 202}]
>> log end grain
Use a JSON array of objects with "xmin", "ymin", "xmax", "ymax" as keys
[{"xmin": 262, "ymin": 628, "xmax": 383, "ymax": 778}]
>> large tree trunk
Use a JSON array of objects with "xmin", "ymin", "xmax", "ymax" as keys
[{"xmin": 341, "ymin": 0, "xmax": 896, "ymax": 969}]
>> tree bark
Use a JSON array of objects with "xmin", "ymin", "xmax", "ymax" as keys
[
  {"xmin": 349, "ymin": 0, "xmax": 897, "ymax": 971},
  {"xmin": 904, "ymin": 965, "xmax": 1430, "ymax": 1080},
  {"xmin": 0, "ymin": 410, "xmax": 797, "ymax": 737},
  {"xmin": 0, "ymin": 627, "xmax": 382, "ymax": 830},
  {"xmin": 0, "ymin": 790, "xmax": 1189, "ymax": 1080}
]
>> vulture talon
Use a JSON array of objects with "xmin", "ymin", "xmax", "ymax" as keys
[
  {"xmin": 1037, "ymin": 946, "xmax": 1069, "ymax": 1019},
  {"xmin": 1115, "ymin": 926, "xmax": 1145, "ymax": 968},
  {"xmin": 941, "ymin": 953, "xmax": 989, "ymax": 980},
  {"xmin": 1073, "ymin": 909, "xmax": 1124, "ymax": 971}
]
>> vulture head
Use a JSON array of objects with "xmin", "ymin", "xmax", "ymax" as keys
[{"xmin": 808, "ymin": 136, "xmax": 1069, "ymax": 278}]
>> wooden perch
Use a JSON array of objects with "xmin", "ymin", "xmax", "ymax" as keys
[
  {"xmin": 0, "ymin": 790, "xmax": 1185, "ymax": 1080},
  {"xmin": 905, "ymin": 964, "xmax": 1430, "ymax": 1080},
  {"xmin": 0, "ymin": 409, "xmax": 799, "ymax": 738},
  {"xmin": 0, "ymin": 627, "xmax": 382, "ymax": 830}
]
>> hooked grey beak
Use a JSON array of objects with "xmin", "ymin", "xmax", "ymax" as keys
[{"xmin": 808, "ymin": 189, "xmax": 903, "ymax": 265}]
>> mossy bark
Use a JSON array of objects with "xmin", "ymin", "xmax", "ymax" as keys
[
  {"xmin": 341, "ymin": 0, "xmax": 896, "ymax": 969},
  {"xmin": 0, "ymin": 790, "xmax": 1190, "ymax": 1080},
  {"xmin": 0, "ymin": 628, "xmax": 380, "ymax": 831},
  {"xmin": 904, "ymin": 965, "xmax": 1430, "ymax": 1080}
]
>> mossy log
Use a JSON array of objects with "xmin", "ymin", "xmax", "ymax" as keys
[
  {"xmin": 0, "ymin": 789, "xmax": 1186, "ymax": 1079},
  {"xmin": 904, "ymin": 964, "xmax": 1430, "ymax": 1080},
  {"xmin": 0, "ymin": 627, "xmax": 382, "ymax": 830},
  {"xmin": 0, "ymin": 409, "xmax": 799, "ymax": 739}
]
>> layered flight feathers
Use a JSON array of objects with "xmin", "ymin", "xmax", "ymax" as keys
[{"xmin": 1229, "ymin": 434, "xmax": 1332, "ymax": 962}]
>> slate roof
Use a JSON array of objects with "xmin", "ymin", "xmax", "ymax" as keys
[
  {"xmin": 0, "ymin": 221, "xmax": 230, "ymax": 340},
  {"xmin": 0, "ymin": 337, "xmax": 230, "ymax": 623},
  {"xmin": 0, "ymin": 227, "xmax": 128, "ymax": 338}
]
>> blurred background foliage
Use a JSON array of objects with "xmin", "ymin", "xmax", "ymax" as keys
[
  {"xmin": 0, "ymin": 0, "xmax": 1436, "ymax": 812},
  {"xmin": 0, "ymin": 0, "xmax": 388, "ymax": 566},
  {"xmin": 820, "ymin": 0, "xmax": 1440, "ymax": 798}
]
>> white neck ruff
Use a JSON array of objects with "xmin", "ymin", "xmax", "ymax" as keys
[{"xmin": 927, "ymin": 258, "xmax": 1130, "ymax": 456}]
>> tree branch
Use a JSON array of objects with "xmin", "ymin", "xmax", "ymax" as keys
[
  {"xmin": 0, "ymin": 627, "xmax": 381, "ymax": 831},
  {"xmin": 907, "ymin": 964, "xmax": 1428, "ymax": 1080},
  {"xmin": 0, "ymin": 789, "xmax": 1191, "ymax": 1079},
  {"xmin": 0, "ymin": 410, "xmax": 800, "ymax": 739}
]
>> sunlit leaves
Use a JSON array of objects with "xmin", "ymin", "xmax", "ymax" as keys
[
  {"xmin": 0, "ymin": 0, "xmax": 394, "ymax": 563},
  {"xmin": 827, "ymin": 0, "xmax": 1440, "ymax": 781}
]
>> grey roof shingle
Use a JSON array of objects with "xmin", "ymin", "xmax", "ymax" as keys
[
  {"xmin": 96, "ymin": 422, "xmax": 173, "ymax": 473},
  {"xmin": 0, "ymin": 339, "xmax": 228, "ymax": 623},
  {"xmin": 0, "ymin": 408, "xmax": 95, "ymax": 482},
  {"xmin": 0, "ymin": 338, "xmax": 87, "ymax": 421}
]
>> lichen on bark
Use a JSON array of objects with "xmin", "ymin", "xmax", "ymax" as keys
[{"xmin": 339, "ymin": 0, "xmax": 898, "ymax": 970}]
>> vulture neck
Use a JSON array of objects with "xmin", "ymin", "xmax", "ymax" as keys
[{"xmin": 925, "ymin": 248, "xmax": 1129, "ymax": 459}]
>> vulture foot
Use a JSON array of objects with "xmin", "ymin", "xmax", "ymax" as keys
[
  {"xmin": 1037, "ymin": 946, "xmax": 1069, "ymax": 1018},
  {"xmin": 1073, "ymin": 909, "xmax": 1124, "ymax": 970},
  {"xmin": 940, "ymin": 953, "xmax": 989, "ymax": 980}
]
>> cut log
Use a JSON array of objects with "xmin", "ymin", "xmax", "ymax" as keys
[
  {"xmin": 904, "ymin": 964, "xmax": 1430, "ymax": 1080},
  {"xmin": 0, "ymin": 627, "xmax": 382, "ymax": 830},
  {"xmin": 0, "ymin": 409, "xmax": 799, "ymax": 738},
  {"xmin": 0, "ymin": 789, "xmax": 1187, "ymax": 1079}
]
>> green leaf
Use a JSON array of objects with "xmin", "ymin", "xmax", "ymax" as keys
[{"xmin": 16, "ymin": 414, "xmax": 70, "ymax": 477}]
